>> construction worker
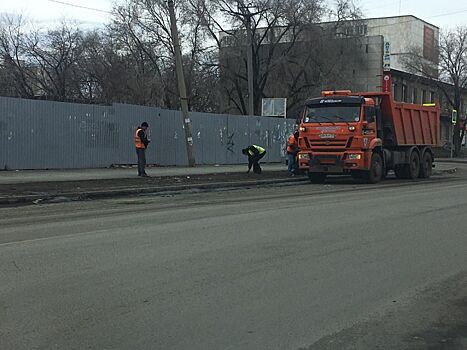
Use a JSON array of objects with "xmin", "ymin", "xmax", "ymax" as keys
[
  {"xmin": 287, "ymin": 130, "xmax": 300, "ymax": 176},
  {"xmin": 242, "ymin": 145, "xmax": 266, "ymax": 174},
  {"xmin": 135, "ymin": 122, "xmax": 150, "ymax": 177}
]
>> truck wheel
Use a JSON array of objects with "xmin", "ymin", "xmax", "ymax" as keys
[
  {"xmin": 419, "ymin": 152, "xmax": 433, "ymax": 179},
  {"xmin": 308, "ymin": 172, "xmax": 327, "ymax": 183},
  {"xmin": 366, "ymin": 153, "xmax": 383, "ymax": 183},
  {"xmin": 408, "ymin": 151, "xmax": 420, "ymax": 179}
]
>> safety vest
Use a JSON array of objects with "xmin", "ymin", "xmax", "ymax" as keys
[
  {"xmin": 249, "ymin": 145, "xmax": 265, "ymax": 156},
  {"xmin": 287, "ymin": 134, "xmax": 298, "ymax": 153},
  {"xmin": 135, "ymin": 128, "xmax": 145, "ymax": 149}
]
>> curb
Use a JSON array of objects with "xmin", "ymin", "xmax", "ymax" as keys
[
  {"xmin": 436, "ymin": 159, "xmax": 467, "ymax": 164},
  {"xmin": 0, "ymin": 177, "xmax": 308, "ymax": 206}
]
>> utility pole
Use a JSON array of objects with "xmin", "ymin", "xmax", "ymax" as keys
[
  {"xmin": 167, "ymin": 0, "xmax": 196, "ymax": 167},
  {"xmin": 239, "ymin": 3, "xmax": 255, "ymax": 116},
  {"xmin": 246, "ymin": 13, "xmax": 254, "ymax": 116}
]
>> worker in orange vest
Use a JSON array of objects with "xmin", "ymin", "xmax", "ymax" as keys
[
  {"xmin": 135, "ymin": 122, "xmax": 150, "ymax": 177},
  {"xmin": 287, "ymin": 130, "xmax": 299, "ymax": 176}
]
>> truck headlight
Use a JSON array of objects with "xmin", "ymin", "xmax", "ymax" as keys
[
  {"xmin": 348, "ymin": 154, "xmax": 362, "ymax": 160},
  {"xmin": 299, "ymin": 153, "xmax": 310, "ymax": 160}
]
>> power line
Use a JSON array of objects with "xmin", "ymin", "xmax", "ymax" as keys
[{"xmin": 46, "ymin": 0, "xmax": 112, "ymax": 14}]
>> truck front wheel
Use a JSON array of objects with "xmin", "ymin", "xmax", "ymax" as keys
[{"xmin": 365, "ymin": 152, "xmax": 383, "ymax": 184}]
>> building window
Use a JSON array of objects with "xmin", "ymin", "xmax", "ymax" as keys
[
  {"xmin": 402, "ymin": 84, "xmax": 408, "ymax": 102},
  {"xmin": 393, "ymin": 83, "xmax": 400, "ymax": 101},
  {"xmin": 413, "ymin": 88, "xmax": 418, "ymax": 103}
]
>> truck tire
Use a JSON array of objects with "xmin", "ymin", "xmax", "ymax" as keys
[
  {"xmin": 394, "ymin": 151, "xmax": 420, "ymax": 179},
  {"xmin": 419, "ymin": 152, "xmax": 433, "ymax": 179},
  {"xmin": 366, "ymin": 152, "xmax": 383, "ymax": 183},
  {"xmin": 308, "ymin": 172, "xmax": 327, "ymax": 183},
  {"xmin": 408, "ymin": 151, "xmax": 420, "ymax": 179}
]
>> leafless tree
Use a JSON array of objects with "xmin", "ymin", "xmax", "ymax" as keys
[
  {"xmin": 0, "ymin": 14, "xmax": 36, "ymax": 97},
  {"xmin": 190, "ymin": 0, "xmax": 362, "ymax": 115}
]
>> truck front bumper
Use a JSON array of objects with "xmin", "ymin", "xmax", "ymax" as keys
[{"xmin": 298, "ymin": 152, "xmax": 368, "ymax": 173}]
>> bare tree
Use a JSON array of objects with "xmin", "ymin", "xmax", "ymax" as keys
[
  {"xmin": 0, "ymin": 14, "xmax": 36, "ymax": 98},
  {"xmin": 191, "ymin": 0, "xmax": 362, "ymax": 115},
  {"xmin": 25, "ymin": 22, "xmax": 85, "ymax": 101}
]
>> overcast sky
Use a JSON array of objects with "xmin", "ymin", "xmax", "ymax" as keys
[{"xmin": 1, "ymin": 0, "xmax": 466, "ymax": 30}]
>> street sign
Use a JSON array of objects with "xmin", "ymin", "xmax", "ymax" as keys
[
  {"xmin": 452, "ymin": 110, "xmax": 458, "ymax": 125},
  {"xmin": 384, "ymin": 41, "xmax": 390, "ymax": 55},
  {"xmin": 262, "ymin": 98, "xmax": 287, "ymax": 118},
  {"xmin": 383, "ymin": 41, "xmax": 391, "ymax": 72},
  {"xmin": 382, "ymin": 72, "xmax": 392, "ymax": 92}
]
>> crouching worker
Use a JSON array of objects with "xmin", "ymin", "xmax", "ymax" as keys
[{"xmin": 242, "ymin": 145, "xmax": 266, "ymax": 174}]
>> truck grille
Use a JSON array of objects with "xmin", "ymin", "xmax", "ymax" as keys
[{"xmin": 303, "ymin": 137, "xmax": 352, "ymax": 151}]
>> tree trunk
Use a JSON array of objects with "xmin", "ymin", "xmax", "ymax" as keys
[{"xmin": 453, "ymin": 123, "xmax": 462, "ymax": 156}]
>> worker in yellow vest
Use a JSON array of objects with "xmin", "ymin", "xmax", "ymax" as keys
[
  {"xmin": 135, "ymin": 122, "xmax": 150, "ymax": 177},
  {"xmin": 242, "ymin": 145, "xmax": 266, "ymax": 174}
]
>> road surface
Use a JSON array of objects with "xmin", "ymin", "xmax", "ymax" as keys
[{"xmin": 1, "ymin": 170, "xmax": 467, "ymax": 350}]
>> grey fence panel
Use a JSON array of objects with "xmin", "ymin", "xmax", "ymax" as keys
[
  {"xmin": 226, "ymin": 114, "xmax": 249, "ymax": 164},
  {"xmin": 0, "ymin": 96, "xmax": 296, "ymax": 169}
]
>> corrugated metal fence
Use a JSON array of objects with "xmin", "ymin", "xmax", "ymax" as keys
[{"xmin": 0, "ymin": 97, "xmax": 296, "ymax": 169}]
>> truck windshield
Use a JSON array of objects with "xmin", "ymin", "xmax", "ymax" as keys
[{"xmin": 304, "ymin": 104, "xmax": 361, "ymax": 123}]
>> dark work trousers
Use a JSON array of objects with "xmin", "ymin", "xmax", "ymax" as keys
[
  {"xmin": 136, "ymin": 148, "xmax": 147, "ymax": 175},
  {"xmin": 249, "ymin": 152, "xmax": 266, "ymax": 174}
]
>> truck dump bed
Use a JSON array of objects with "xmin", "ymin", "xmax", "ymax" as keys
[{"xmin": 362, "ymin": 92, "xmax": 440, "ymax": 147}]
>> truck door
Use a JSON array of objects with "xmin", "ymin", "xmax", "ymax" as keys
[{"xmin": 363, "ymin": 106, "xmax": 377, "ymax": 137}]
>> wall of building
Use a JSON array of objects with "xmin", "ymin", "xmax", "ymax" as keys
[
  {"xmin": 365, "ymin": 15, "xmax": 439, "ymax": 74},
  {"xmin": 0, "ymin": 97, "xmax": 296, "ymax": 170}
]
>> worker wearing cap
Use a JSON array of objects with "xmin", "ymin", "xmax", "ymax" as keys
[
  {"xmin": 135, "ymin": 122, "xmax": 150, "ymax": 177},
  {"xmin": 287, "ymin": 130, "xmax": 300, "ymax": 176},
  {"xmin": 242, "ymin": 145, "xmax": 266, "ymax": 174}
]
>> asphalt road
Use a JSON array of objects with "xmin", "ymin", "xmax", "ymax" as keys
[{"xmin": 1, "ymin": 170, "xmax": 467, "ymax": 350}]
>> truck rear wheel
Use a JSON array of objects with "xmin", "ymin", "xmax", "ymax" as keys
[
  {"xmin": 366, "ymin": 152, "xmax": 383, "ymax": 184},
  {"xmin": 419, "ymin": 152, "xmax": 433, "ymax": 179},
  {"xmin": 394, "ymin": 151, "xmax": 420, "ymax": 179},
  {"xmin": 408, "ymin": 151, "xmax": 421, "ymax": 179},
  {"xmin": 308, "ymin": 172, "xmax": 327, "ymax": 183}
]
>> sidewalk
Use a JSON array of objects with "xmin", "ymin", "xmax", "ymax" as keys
[
  {"xmin": 0, "ymin": 163, "xmax": 285, "ymax": 185},
  {"xmin": 436, "ymin": 158, "xmax": 467, "ymax": 164}
]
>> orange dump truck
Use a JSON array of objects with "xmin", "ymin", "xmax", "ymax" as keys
[{"xmin": 297, "ymin": 90, "xmax": 440, "ymax": 183}]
